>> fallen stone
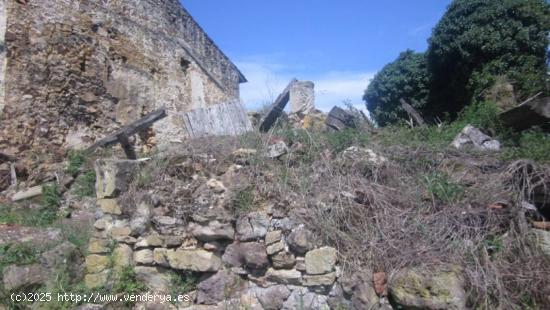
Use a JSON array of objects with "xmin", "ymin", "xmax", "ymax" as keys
[
  {"xmin": 3, "ymin": 264, "xmax": 48, "ymax": 291},
  {"xmin": 236, "ymin": 212, "xmax": 269, "ymax": 241},
  {"xmin": 451, "ymin": 125, "xmax": 500, "ymax": 151},
  {"xmin": 266, "ymin": 141, "xmax": 289, "ymax": 159},
  {"xmin": 197, "ymin": 270, "xmax": 242, "ymax": 305},
  {"xmin": 341, "ymin": 146, "xmax": 387, "ymax": 165},
  {"xmin": 188, "ymin": 221, "xmax": 235, "ymax": 242},
  {"xmin": 287, "ymin": 227, "xmax": 315, "ymax": 255},
  {"xmin": 10, "ymin": 185, "xmax": 43, "ymax": 201},
  {"xmin": 303, "ymin": 272, "xmax": 337, "ymax": 287},
  {"xmin": 255, "ymin": 285, "xmax": 291, "ymax": 310},
  {"xmin": 390, "ymin": 267, "xmax": 466, "ymax": 310},
  {"xmin": 305, "ymin": 246, "xmax": 337, "ymax": 275},
  {"xmin": 265, "ymin": 268, "xmax": 302, "ymax": 285},
  {"xmin": 166, "ymin": 249, "xmax": 221, "ymax": 272}
]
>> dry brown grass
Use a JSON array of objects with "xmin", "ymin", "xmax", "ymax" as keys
[{"xmin": 129, "ymin": 125, "xmax": 550, "ymax": 309}]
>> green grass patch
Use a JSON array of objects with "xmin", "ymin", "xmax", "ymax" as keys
[
  {"xmin": 113, "ymin": 266, "xmax": 147, "ymax": 306},
  {"xmin": 170, "ymin": 271, "xmax": 199, "ymax": 298},
  {"xmin": 0, "ymin": 204, "xmax": 57, "ymax": 227},
  {"xmin": 0, "ymin": 243, "xmax": 39, "ymax": 274},
  {"xmin": 501, "ymin": 129, "xmax": 550, "ymax": 163},
  {"xmin": 325, "ymin": 128, "xmax": 367, "ymax": 153},
  {"xmin": 423, "ymin": 172, "xmax": 465, "ymax": 205},
  {"xmin": 233, "ymin": 188, "xmax": 254, "ymax": 213},
  {"xmin": 72, "ymin": 170, "xmax": 96, "ymax": 197},
  {"xmin": 66, "ymin": 150, "xmax": 86, "ymax": 176}
]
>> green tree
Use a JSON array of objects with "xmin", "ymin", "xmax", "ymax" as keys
[
  {"xmin": 364, "ymin": 50, "xmax": 430, "ymax": 126},
  {"xmin": 427, "ymin": 0, "xmax": 550, "ymax": 117}
]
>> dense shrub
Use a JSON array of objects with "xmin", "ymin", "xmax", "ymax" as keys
[
  {"xmin": 426, "ymin": 0, "xmax": 550, "ymax": 117},
  {"xmin": 364, "ymin": 50, "xmax": 431, "ymax": 126}
]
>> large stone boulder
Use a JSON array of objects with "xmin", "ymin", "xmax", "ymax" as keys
[
  {"xmin": 2, "ymin": 264, "xmax": 48, "ymax": 291},
  {"xmin": 451, "ymin": 125, "xmax": 500, "ymax": 151},
  {"xmin": 305, "ymin": 247, "xmax": 337, "ymax": 275},
  {"xmin": 166, "ymin": 249, "xmax": 221, "ymax": 272},
  {"xmin": 389, "ymin": 267, "xmax": 466, "ymax": 310},
  {"xmin": 95, "ymin": 159, "xmax": 145, "ymax": 199}
]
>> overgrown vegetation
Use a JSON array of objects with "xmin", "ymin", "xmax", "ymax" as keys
[
  {"xmin": 365, "ymin": 0, "xmax": 550, "ymax": 126},
  {"xmin": 66, "ymin": 150, "xmax": 86, "ymax": 176},
  {"xmin": 0, "ymin": 243, "xmax": 39, "ymax": 274},
  {"xmin": 170, "ymin": 271, "xmax": 199, "ymax": 298},
  {"xmin": 113, "ymin": 266, "xmax": 148, "ymax": 307},
  {"xmin": 228, "ymin": 117, "xmax": 550, "ymax": 308},
  {"xmin": 72, "ymin": 170, "xmax": 96, "ymax": 197}
]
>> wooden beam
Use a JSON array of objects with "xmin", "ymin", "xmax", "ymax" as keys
[
  {"xmin": 259, "ymin": 79, "xmax": 298, "ymax": 132},
  {"xmin": 116, "ymin": 133, "xmax": 137, "ymax": 160},
  {"xmin": 400, "ymin": 99, "xmax": 426, "ymax": 127},
  {"xmin": 87, "ymin": 108, "xmax": 167, "ymax": 152},
  {"xmin": 0, "ymin": 152, "xmax": 16, "ymax": 163}
]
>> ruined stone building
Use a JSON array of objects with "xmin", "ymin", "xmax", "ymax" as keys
[{"xmin": 0, "ymin": 0, "xmax": 246, "ymax": 169}]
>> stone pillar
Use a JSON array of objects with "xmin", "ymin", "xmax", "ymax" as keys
[{"xmin": 289, "ymin": 81, "xmax": 315, "ymax": 115}]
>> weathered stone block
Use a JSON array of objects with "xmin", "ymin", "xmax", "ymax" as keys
[
  {"xmin": 95, "ymin": 159, "xmax": 144, "ymax": 199},
  {"xmin": 166, "ymin": 249, "xmax": 221, "ymax": 272},
  {"xmin": 85, "ymin": 255, "xmax": 110, "ymax": 273},
  {"xmin": 305, "ymin": 246, "xmax": 337, "ymax": 275}
]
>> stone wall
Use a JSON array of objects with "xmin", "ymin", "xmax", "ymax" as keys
[
  {"xmin": 84, "ymin": 158, "xmax": 385, "ymax": 309},
  {"xmin": 0, "ymin": 0, "xmax": 245, "ymax": 174}
]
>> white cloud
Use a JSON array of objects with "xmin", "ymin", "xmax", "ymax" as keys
[{"xmin": 237, "ymin": 58, "xmax": 374, "ymax": 114}]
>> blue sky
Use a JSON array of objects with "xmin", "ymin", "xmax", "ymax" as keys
[{"xmin": 183, "ymin": 0, "xmax": 452, "ymax": 111}]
